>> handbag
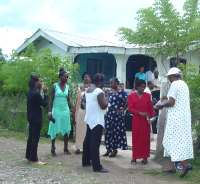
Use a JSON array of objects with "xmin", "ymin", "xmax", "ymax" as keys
[{"xmin": 80, "ymin": 94, "xmax": 86, "ymax": 110}]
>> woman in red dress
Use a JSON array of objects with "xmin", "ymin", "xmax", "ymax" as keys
[{"xmin": 128, "ymin": 79, "xmax": 155, "ymax": 164}]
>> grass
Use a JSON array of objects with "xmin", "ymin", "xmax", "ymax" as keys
[
  {"xmin": 145, "ymin": 160, "xmax": 200, "ymax": 184},
  {"xmin": 0, "ymin": 127, "xmax": 49, "ymax": 143}
]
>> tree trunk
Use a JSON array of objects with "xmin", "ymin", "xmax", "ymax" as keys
[{"xmin": 155, "ymin": 82, "xmax": 175, "ymax": 171}]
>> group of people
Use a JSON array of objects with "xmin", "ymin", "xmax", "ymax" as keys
[{"xmin": 26, "ymin": 66, "xmax": 194, "ymax": 177}]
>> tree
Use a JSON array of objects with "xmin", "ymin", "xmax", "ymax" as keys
[
  {"xmin": 118, "ymin": 0, "xmax": 200, "ymax": 161},
  {"xmin": 0, "ymin": 48, "xmax": 5, "ymax": 62},
  {"xmin": 118, "ymin": 0, "xmax": 200, "ymax": 60}
]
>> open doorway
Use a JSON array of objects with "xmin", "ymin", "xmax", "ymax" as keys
[
  {"xmin": 126, "ymin": 54, "xmax": 157, "ymax": 89},
  {"xmin": 74, "ymin": 53, "xmax": 116, "ymax": 84}
]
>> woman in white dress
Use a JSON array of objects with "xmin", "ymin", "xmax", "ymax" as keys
[
  {"xmin": 74, "ymin": 73, "xmax": 91, "ymax": 154},
  {"xmin": 155, "ymin": 67, "xmax": 193, "ymax": 177}
]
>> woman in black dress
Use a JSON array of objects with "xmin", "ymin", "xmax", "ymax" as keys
[
  {"xmin": 26, "ymin": 74, "xmax": 48, "ymax": 164},
  {"xmin": 104, "ymin": 78, "xmax": 128, "ymax": 157}
]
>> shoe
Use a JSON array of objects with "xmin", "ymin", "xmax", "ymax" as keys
[
  {"xmin": 94, "ymin": 168, "xmax": 109, "ymax": 173},
  {"xmin": 141, "ymin": 159, "xmax": 148, "ymax": 165},
  {"xmin": 30, "ymin": 161, "xmax": 47, "ymax": 165},
  {"xmin": 36, "ymin": 161, "xmax": 47, "ymax": 165},
  {"xmin": 109, "ymin": 150, "xmax": 118, "ymax": 158},
  {"xmin": 180, "ymin": 165, "xmax": 191, "ymax": 178},
  {"xmin": 131, "ymin": 159, "xmax": 137, "ymax": 164},
  {"xmin": 75, "ymin": 149, "xmax": 82, "ymax": 154},
  {"xmin": 51, "ymin": 148, "xmax": 56, "ymax": 157},
  {"xmin": 103, "ymin": 151, "xmax": 110, "ymax": 157}
]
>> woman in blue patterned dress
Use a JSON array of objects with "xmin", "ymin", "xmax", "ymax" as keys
[{"xmin": 104, "ymin": 78, "xmax": 128, "ymax": 157}]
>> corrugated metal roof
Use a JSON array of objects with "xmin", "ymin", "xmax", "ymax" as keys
[
  {"xmin": 43, "ymin": 29, "xmax": 126, "ymax": 47},
  {"xmin": 16, "ymin": 28, "xmax": 151, "ymax": 54}
]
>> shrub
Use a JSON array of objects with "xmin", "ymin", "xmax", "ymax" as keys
[{"xmin": 0, "ymin": 47, "xmax": 80, "ymax": 137}]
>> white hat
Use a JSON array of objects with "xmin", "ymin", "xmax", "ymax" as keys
[{"xmin": 166, "ymin": 67, "xmax": 181, "ymax": 76}]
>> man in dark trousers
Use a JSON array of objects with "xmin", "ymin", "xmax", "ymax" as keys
[{"xmin": 26, "ymin": 74, "xmax": 48, "ymax": 165}]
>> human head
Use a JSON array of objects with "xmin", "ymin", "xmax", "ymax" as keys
[
  {"xmin": 154, "ymin": 70, "xmax": 159, "ymax": 79},
  {"xmin": 166, "ymin": 67, "xmax": 182, "ymax": 83},
  {"xmin": 135, "ymin": 79, "xmax": 146, "ymax": 94},
  {"xmin": 119, "ymin": 83, "xmax": 125, "ymax": 90},
  {"xmin": 28, "ymin": 74, "xmax": 41, "ymax": 90},
  {"xmin": 59, "ymin": 68, "xmax": 69, "ymax": 83},
  {"xmin": 110, "ymin": 77, "xmax": 120, "ymax": 90},
  {"xmin": 147, "ymin": 81, "xmax": 154, "ymax": 90},
  {"xmin": 82, "ymin": 72, "xmax": 92, "ymax": 84},
  {"xmin": 92, "ymin": 73, "xmax": 105, "ymax": 88},
  {"xmin": 139, "ymin": 66, "xmax": 145, "ymax": 73}
]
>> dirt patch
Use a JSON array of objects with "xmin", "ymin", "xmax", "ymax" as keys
[{"xmin": 0, "ymin": 137, "xmax": 188, "ymax": 184}]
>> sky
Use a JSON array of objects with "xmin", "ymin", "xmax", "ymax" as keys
[{"xmin": 0, "ymin": 0, "xmax": 185, "ymax": 55}]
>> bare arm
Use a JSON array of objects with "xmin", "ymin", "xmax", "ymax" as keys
[
  {"xmin": 155, "ymin": 97, "xmax": 175, "ymax": 110},
  {"xmin": 97, "ymin": 92, "xmax": 108, "ymax": 110},
  {"xmin": 48, "ymin": 86, "xmax": 55, "ymax": 112}
]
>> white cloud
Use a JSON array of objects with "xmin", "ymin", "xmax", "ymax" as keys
[
  {"xmin": 0, "ymin": 27, "xmax": 32, "ymax": 55},
  {"xmin": 0, "ymin": 0, "xmax": 188, "ymax": 55}
]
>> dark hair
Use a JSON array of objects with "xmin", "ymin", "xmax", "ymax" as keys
[
  {"xmin": 135, "ymin": 79, "xmax": 146, "ymax": 88},
  {"xmin": 82, "ymin": 72, "xmax": 91, "ymax": 80},
  {"xmin": 59, "ymin": 68, "xmax": 67, "ymax": 78},
  {"xmin": 29, "ymin": 74, "xmax": 39, "ymax": 89},
  {"xmin": 92, "ymin": 73, "xmax": 105, "ymax": 85},
  {"xmin": 110, "ymin": 77, "xmax": 120, "ymax": 85}
]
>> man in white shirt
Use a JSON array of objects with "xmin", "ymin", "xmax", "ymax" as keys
[{"xmin": 82, "ymin": 73, "xmax": 108, "ymax": 173}]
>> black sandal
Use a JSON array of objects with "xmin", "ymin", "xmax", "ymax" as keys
[
  {"xmin": 131, "ymin": 159, "xmax": 137, "ymax": 164},
  {"xmin": 141, "ymin": 159, "xmax": 148, "ymax": 165},
  {"xmin": 109, "ymin": 150, "xmax": 118, "ymax": 158}
]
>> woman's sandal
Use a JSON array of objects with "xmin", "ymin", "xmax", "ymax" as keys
[
  {"xmin": 131, "ymin": 159, "xmax": 137, "ymax": 164},
  {"xmin": 109, "ymin": 150, "xmax": 118, "ymax": 158},
  {"xmin": 141, "ymin": 159, "xmax": 148, "ymax": 165}
]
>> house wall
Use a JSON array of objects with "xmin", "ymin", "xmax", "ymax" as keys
[
  {"xmin": 185, "ymin": 49, "xmax": 200, "ymax": 72},
  {"xmin": 34, "ymin": 38, "xmax": 67, "ymax": 57}
]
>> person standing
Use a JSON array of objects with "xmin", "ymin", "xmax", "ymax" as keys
[
  {"xmin": 74, "ymin": 73, "xmax": 91, "ymax": 154},
  {"xmin": 155, "ymin": 67, "xmax": 193, "ymax": 177},
  {"xmin": 26, "ymin": 74, "xmax": 48, "ymax": 165},
  {"xmin": 128, "ymin": 79, "xmax": 155, "ymax": 164},
  {"xmin": 82, "ymin": 73, "xmax": 108, "ymax": 173},
  {"xmin": 48, "ymin": 68, "xmax": 73, "ymax": 156},
  {"xmin": 103, "ymin": 78, "xmax": 128, "ymax": 157},
  {"xmin": 134, "ymin": 66, "xmax": 146, "ymax": 89}
]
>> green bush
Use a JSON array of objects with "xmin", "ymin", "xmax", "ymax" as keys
[
  {"xmin": 0, "ymin": 47, "xmax": 80, "ymax": 137},
  {"xmin": 181, "ymin": 64, "xmax": 200, "ymax": 155}
]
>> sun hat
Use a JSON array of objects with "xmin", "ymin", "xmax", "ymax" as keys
[{"xmin": 166, "ymin": 67, "xmax": 182, "ymax": 76}]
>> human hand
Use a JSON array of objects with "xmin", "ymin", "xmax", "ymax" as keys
[
  {"xmin": 154, "ymin": 104, "xmax": 164, "ymax": 110},
  {"xmin": 138, "ymin": 112, "xmax": 148, "ymax": 117},
  {"xmin": 42, "ymin": 85, "xmax": 48, "ymax": 94},
  {"xmin": 48, "ymin": 112, "xmax": 55, "ymax": 123}
]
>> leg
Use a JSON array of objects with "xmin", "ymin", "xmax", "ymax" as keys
[
  {"xmin": 90, "ymin": 125, "xmax": 103, "ymax": 171},
  {"xmin": 64, "ymin": 134, "xmax": 71, "ymax": 154},
  {"xmin": 82, "ymin": 125, "xmax": 91, "ymax": 166},
  {"xmin": 51, "ymin": 139, "xmax": 56, "ymax": 156},
  {"xmin": 25, "ymin": 123, "xmax": 32, "ymax": 160},
  {"xmin": 28, "ymin": 122, "xmax": 41, "ymax": 162}
]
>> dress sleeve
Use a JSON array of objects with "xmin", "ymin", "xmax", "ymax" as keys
[
  {"xmin": 167, "ymin": 82, "xmax": 178, "ymax": 100},
  {"xmin": 128, "ymin": 93, "xmax": 138, "ymax": 115},
  {"xmin": 146, "ymin": 94, "xmax": 155, "ymax": 117}
]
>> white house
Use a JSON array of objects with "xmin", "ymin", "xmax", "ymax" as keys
[{"xmin": 16, "ymin": 28, "xmax": 200, "ymax": 88}]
